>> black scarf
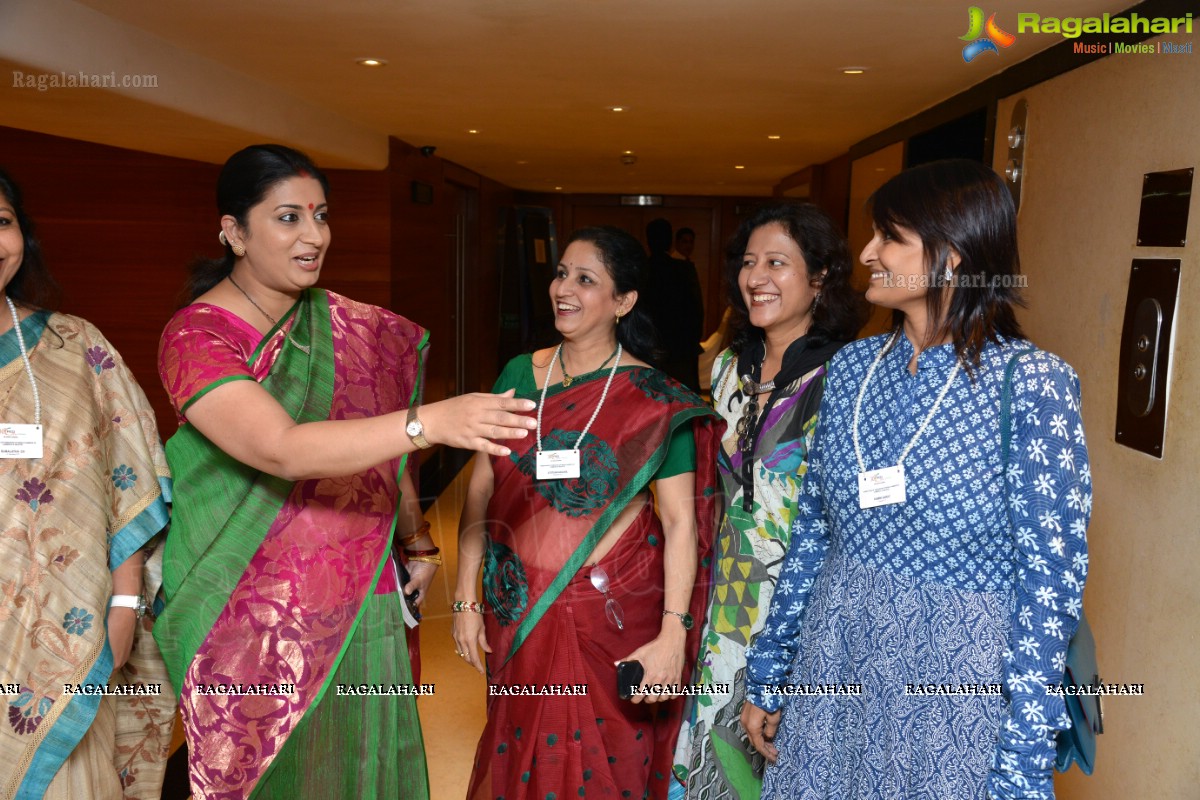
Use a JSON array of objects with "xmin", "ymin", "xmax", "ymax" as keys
[{"xmin": 728, "ymin": 332, "xmax": 846, "ymax": 512}]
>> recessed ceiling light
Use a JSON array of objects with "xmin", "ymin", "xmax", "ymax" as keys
[
  {"xmin": 735, "ymin": 165, "xmax": 745, "ymax": 170},
  {"xmin": 623, "ymin": 150, "xmax": 634, "ymax": 155},
  {"xmin": 355, "ymin": 58, "xmax": 387, "ymax": 67},
  {"xmin": 608, "ymin": 106, "xmax": 627, "ymax": 112},
  {"xmin": 554, "ymin": 186, "xmax": 563, "ymax": 191},
  {"xmin": 841, "ymin": 67, "xmax": 867, "ymax": 75},
  {"xmin": 467, "ymin": 129, "xmax": 479, "ymax": 134},
  {"xmin": 767, "ymin": 135, "xmax": 781, "ymax": 140}
]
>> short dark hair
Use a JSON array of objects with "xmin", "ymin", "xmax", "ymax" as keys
[
  {"xmin": 0, "ymin": 167, "xmax": 60, "ymax": 310},
  {"xmin": 185, "ymin": 144, "xmax": 330, "ymax": 301},
  {"xmin": 726, "ymin": 203, "xmax": 864, "ymax": 353},
  {"xmin": 868, "ymin": 158, "xmax": 1024, "ymax": 370},
  {"xmin": 565, "ymin": 226, "xmax": 662, "ymax": 366},
  {"xmin": 675, "ymin": 227, "xmax": 695, "ymax": 240},
  {"xmin": 645, "ymin": 218, "xmax": 673, "ymax": 254}
]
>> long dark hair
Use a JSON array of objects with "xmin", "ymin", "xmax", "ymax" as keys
[
  {"xmin": 0, "ymin": 168, "xmax": 60, "ymax": 310},
  {"xmin": 185, "ymin": 144, "xmax": 330, "ymax": 301},
  {"xmin": 868, "ymin": 159, "xmax": 1024, "ymax": 370},
  {"xmin": 726, "ymin": 203, "xmax": 864, "ymax": 354},
  {"xmin": 564, "ymin": 226, "xmax": 662, "ymax": 367}
]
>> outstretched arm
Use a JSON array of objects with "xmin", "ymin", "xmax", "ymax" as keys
[{"xmin": 185, "ymin": 382, "xmax": 535, "ymax": 481}]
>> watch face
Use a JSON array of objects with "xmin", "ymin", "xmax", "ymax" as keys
[{"xmin": 406, "ymin": 420, "xmax": 422, "ymax": 437}]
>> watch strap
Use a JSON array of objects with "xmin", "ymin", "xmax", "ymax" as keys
[
  {"xmin": 109, "ymin": 594, "xmax": 148, "ymax": 618},
  {"xmin": 662, "ymin": 610, "xmax": 692, "ymax": 629},
  {"xmin": 406, "ymin": 405, "xmax": 431, "ymax": 449}
]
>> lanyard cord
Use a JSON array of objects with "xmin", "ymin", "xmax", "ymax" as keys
[
  {"xmin": 6, "ymin": 297, "xmax": 41, "ymax": 426},
  {"xmin": 536, "ymin": 342, "xmax": 623, "ymax": 452},
  {"xmin": 852, "ymin": 333, "xmax": 959, "ymax": 473}
]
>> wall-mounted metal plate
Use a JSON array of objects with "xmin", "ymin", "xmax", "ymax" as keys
[
  {"xmin": 1004, "ymin": 98, "xmax": 1028, "ymax": 212},
  {"xmin": 1115, "ymin": 259, "xmax": 1180, "ymax": 458},
  {"xmin": 1136, "ymin": 168, "xmax": 1193, "ymax": 247}
]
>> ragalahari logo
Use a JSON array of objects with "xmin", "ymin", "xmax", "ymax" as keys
[{"xmin": 960, "ymin": 7, "xmax": 1017, "ymax": 62}]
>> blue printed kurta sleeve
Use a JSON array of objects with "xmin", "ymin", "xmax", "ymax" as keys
[
  {"xmin": 744, "ymin": 422, "xmax": 832, "ymax": 713},
  {"xmin": 989, "ymin": 355, "xmax": 1091, "ymax": 800}
]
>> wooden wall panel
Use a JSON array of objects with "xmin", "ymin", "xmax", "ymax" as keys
[
  {"xmin": 319, "ymin": 167, "xmax": 391, "ymax": 310},
  {"xmin": 472, "ymin": 176, "xmax": 516, "ymax": 392},
  {"xmin": 0, "ymin": 126, "xmax": 218, "ymax": 436},
  {"xmin": 387, "ymin": 138, "xmax": 457, "ymax": 406},
  {"xmin": 0, "ymin": 126, "xmax": 394, "ymax": 437}
]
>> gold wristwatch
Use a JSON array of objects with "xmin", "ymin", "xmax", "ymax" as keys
[{"xmin": 406, "ymin": 406, "xmax": 431, "ymax": 449}]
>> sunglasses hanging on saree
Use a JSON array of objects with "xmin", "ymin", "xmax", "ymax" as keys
[{"xmin": 588, "ymin": 564, "xmax": 625, "ymax": 630}]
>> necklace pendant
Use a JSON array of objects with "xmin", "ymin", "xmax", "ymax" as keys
[{"xmin": 562, "ymin": 375, "xmax": 573, "ymax": 387}]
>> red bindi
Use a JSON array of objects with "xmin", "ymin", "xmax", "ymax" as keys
[
  {"xmin": 308, "ymin": 203, "xmax": 314, "ymax": 210},
  {"xmin": 297, "ymin": 168, "xmax": 311, "ymax": 178}
]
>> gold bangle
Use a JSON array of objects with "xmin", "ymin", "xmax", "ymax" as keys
[
  {"xmin": 397, "ymin": 520, "xmax": 432, "ymax": 549},
  {"xmin": 407, "ymin": 554, "xmax": 443, "ymax": 567}
]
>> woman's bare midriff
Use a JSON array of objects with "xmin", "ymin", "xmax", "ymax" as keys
[{"xmin": 586, "ymin": 490, "xmax": 651, "ymax": 567}]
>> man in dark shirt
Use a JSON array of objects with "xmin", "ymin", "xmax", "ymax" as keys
[{"xmin": 641, "ymin": 218, "xmax": 704, "ymax": 391}]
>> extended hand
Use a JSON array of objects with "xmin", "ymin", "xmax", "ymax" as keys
[{"xmin": 424, "ymin": 390, "xmax": 537, "ymax": 457}]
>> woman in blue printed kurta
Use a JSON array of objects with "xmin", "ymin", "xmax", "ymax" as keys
[{"xmin": 741, "ymin": 160, "xmax": 1091, "ymax": 800}]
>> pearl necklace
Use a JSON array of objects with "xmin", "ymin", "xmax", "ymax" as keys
[
  {"xmin": 228, "ymin": 275, "xmax": 310, "ymax": 354},
  {"xmin": 851, "ymin": 333, "xmax": 960, "ymax": 472},
  {"xmin": 537, "ymin": 342, "xmax": 622, "ymax": 452},
  {"xmin": 6, "ymin": 296, "xmax": 41, "ymax": 426}
]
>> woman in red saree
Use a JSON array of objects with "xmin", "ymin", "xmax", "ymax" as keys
[
  {"xmin": 154, "ymin": 145, "xmax": 537, "ymax": 800},
  {"xmin": 453, "ymin": 226, "xmax": 723, "ymax": 800}
]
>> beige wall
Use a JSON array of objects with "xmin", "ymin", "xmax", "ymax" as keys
[
  {"xmin": 848, "ymin": 143, "xmax": 905, "ymax": 337},
  {"xmin": 993, "ymin": 45, "xmax": 1199, "ymax": 799}
]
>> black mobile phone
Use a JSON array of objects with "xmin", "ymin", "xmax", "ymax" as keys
[
  {"xmin": 397, "ymin": 559, "xmax": 421, "ymax": 622},
  {"xmin": 616, "ymin": 660, "xmax": 644, "ymax": 700}
]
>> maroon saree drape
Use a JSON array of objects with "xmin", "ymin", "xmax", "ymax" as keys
[{"xmin": 468, "ymin": 366, "xmax": 723, "ymax": 800}]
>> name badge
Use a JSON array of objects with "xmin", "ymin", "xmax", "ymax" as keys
[
  {"xmin": 536, "ymin": 449, "xmax": 580, "ymax": 480},
  {"xmin": 0, "ymin": 424, "xmax": 44, "ymax": 459},
  {"xmin": 858, "ymin": 464, "xmax": 905, "ymax": 509}
]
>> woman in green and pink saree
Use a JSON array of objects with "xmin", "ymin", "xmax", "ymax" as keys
[{"xmin": 154, "ymin": 145, "xmax": 537, "ymax": 800}]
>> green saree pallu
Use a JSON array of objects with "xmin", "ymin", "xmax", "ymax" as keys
[{"xmin": 154, "ymin": 289, "xmax": 430, "ymax": 800}]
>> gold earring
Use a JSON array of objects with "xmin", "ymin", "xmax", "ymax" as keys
[{"xmin": 232, "ymin": 243, "xmax": 246, "ymax": 257}]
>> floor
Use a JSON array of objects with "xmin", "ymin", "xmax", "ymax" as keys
[{"xmin": 415, "ymin": 460, "xmax": 488, "ymax": 799}]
